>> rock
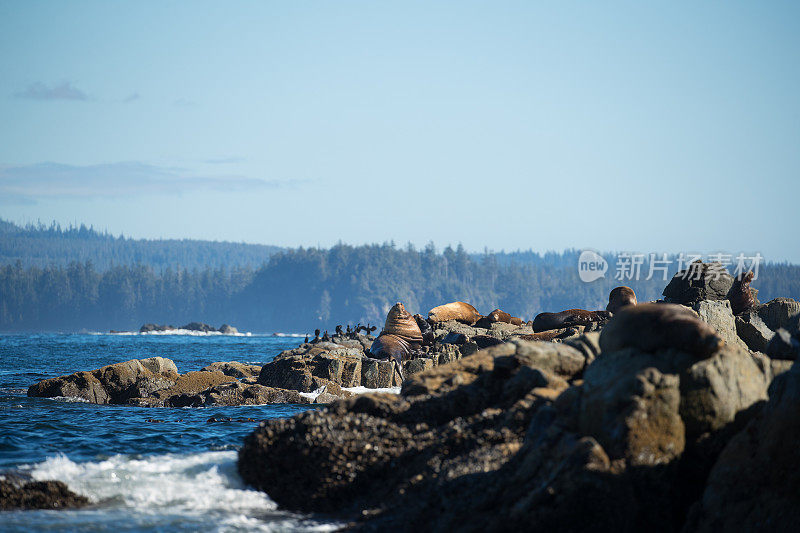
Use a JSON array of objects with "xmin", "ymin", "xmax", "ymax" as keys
[
  {"xmin": 139, "ymin": 323, "xmax": 175, "ymax": 333},
  {"xmin": 218, "ymin": 324, "xmax": 239, "ymax": 334},
  {"xmin": 693, "ymin": 299, "xmax": 748, "ymax": 351},
  {"xmin": 765, "ymin": 328, "xmax": 800, "ymax": 360},
  {"xmin": 28, "ymin": 357, "xmax": 179, "ymax": 404},
  {"xmin": 0, "ymin": 477, "xmax": 89, "ymax": 510},
  {"xmin": 165, "ymin": 381, "xmax": 312, "ymax": 407},
  {"xmin": 662, "ymin": 261, "xmax": 733, "ymax": 306},
  {"xmin": 686, "ymin": 360, "xmax": 800, "ymax": 532},
  {"xmin": 143, "ymin": 371, "xmax": 237, "ymax": 406},
  {"xmin": 201, "ymin": 361, "xmax": 261, "ymax": 378},
  {"xmin": 440, "ymin": 331, "xmax": 468, "ymax": 345},
  {"xmin": 600, "ymin": 303, "xmax": 723, "ymax": 359},
  {"xmin": 361, "ymin": 358, "xmax": 401, "ymax": 388},
  {"xmin": 258, "ymin": 344, "xmax": 365, "ymax": 392},
  {"xmin": 757, "ymin": 297, "xmax": 800, "ymax": 331},
  {"xmin": 180, "ymin": 321, "xmax": 217, "ymax": 332},
  {"xmin": 734, "ymin": 310, "xmax": 775, "ymax": 352},
  {"xmin": 562, "ymin": 331, "xmax": 601, "ymax": 366},
  {"xmin": 433, "ymin": 320, "xmax": 484, "ymax": 339},
  {"xmin": 402, "ymin": 357, "xmax": 435, "ymax": 377},
  {"xmin": 507, "ymin": 338, "xmax": 588, "ymax": 380}
]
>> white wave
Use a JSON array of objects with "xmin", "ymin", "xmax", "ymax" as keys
[
  {"xmin": 100, "ymin": 330, "xmax": 252, "ymax": 337},
  {"xmin": 49, "ymin": 395, "xmax": 91, "ymax": 403},
  {"xmin": 344, "ymin": 386, "xmax": 401, "ymax": 395},
  {"xmin": 271, "ymin": 333, "xmax": 307, "ymax": 338},
  {"xmin": 15, "ymin": 451, "xmax": 338, "ymax": 532}
]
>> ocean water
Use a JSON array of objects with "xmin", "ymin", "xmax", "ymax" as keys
[{"xmin": 0, "ymin": 333, "xmax": 337, "ymax": 532}]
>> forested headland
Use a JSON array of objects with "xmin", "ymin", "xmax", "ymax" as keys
[{"xmin": 2, "ymin": 223, "xmax": 799, "ymax": 333}]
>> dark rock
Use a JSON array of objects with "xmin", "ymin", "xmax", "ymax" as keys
[
  {"xmin": 734, "ymin": 310, "xmax": 775, "ymax": 352},
  {"xmin": 180, "ymin": 322, "xmax": 217, "ymax": 332},
  {"xmin": 441, "ymin": 332, "xmax": 467, "ymax": 345},
  {"xmin": 766, "ymin": 328, "xmax": 800, "ymax": 360},
  {"xmin": 139, "ymin": 323, "xmax": 175, "ymax": 333},
  {"xmin": 757, "ymin": 297, "xmax": 800, "ymax": 331},
  {"xmin": 686, "ymin": 359, "xmax": 800, "ymax": 532},
  {"xmin": 0, "ymin": 477, "xmax": 89, "ymax": 510},
  {"xmin": 258, "ymin": 344, "xmax": 366, "ymax": 391},
  {"xmin": 662, "ymin": 261, "xmax": 733, "ymax": 306},
  {"xmin": 164, "ymin": 381, "xmax": 312, "ymax": 407},
  {"xmin": 218, "ymin": 324, "xmax": 239, "ymax": 334}
]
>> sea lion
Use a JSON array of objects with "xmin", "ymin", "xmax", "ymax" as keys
[
  {"xmin": 368, "ymin": 333, "xmax": 411, "ymax": 364},
  {"xmin": 532, "ymin": 309, "xmax": 611, "ymax": 333},
  {"xmin": 599, "ymin": 303, "xmax": 723, "ymax": 358},
  {"xmin": 475, "ymin": 308, "xmax": 512, "ymax": 329},
  {"xmin": 428, "ymin": 301, "xmax": 482, "ymax": 325},
  {"xmin": 727, "ymin": 271, "xmax": 757, "ymax": 315},
  {"xmin": 606, "ymin": 286, "xmax": 638, "ymax": 314},
  {"xmin": 382, "ymin": 303, "xmax": 423, "ymax": 344}
]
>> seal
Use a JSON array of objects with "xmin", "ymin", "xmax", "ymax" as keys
[
  {"xmin": 428, "ymin": 301, "xmax": 482, "ymax": 325},
  {"xmin": 599, "ymin": 302, "xmax": 723, "ymax": 358},
  {"xmin": 727, "ymin": 271, "xmax": 757, "ymax": 315},
  {"xmin": 532, "ymin": 309, "xmax": 611, "ymax": 333},
  {"xmin": 606, "ymin": 286, "xmax": 637, "ymax": 314}
]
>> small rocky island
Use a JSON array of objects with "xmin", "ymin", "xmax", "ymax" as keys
[{"xmin": 24, "ymin": 261, "xmax": 800, "ymax": 527}]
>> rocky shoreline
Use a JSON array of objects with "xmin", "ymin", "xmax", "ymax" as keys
[{"xmin": 20, "ymin": 261, "xmax": 800, "ymax": 524}]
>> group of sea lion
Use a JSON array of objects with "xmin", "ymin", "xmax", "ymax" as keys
[{"xmin": 347, "ymin": 270, "xmax": 759, "ymax": 376}]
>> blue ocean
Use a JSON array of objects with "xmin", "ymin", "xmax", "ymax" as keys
[{"xmin": 0, "ymin": 332, "xmax": 335, "ymax": 532}]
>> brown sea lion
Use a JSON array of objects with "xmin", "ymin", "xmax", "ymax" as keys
[
  {"xmin": 599, "ymin": 303, "xmax": 723, "ymax": 358},
  {"xmin": 368, "ymin": 334, "xmax": 411, "ymax": 364},
  {"xmin": 475, "ymin": 308, "xmax": 512, "ymax": 328},
  {"xmin": 606, "ymin": 286, "xmax": 638, "ymax": 314},
  {"xmin": 428, "ymin": 301, "xmax": 482, "ymax": 325},
  {"xmin": 727, "ymin": 271, "xmax": 757, "ymax": 315},
  {"xmin": 382, "ymin": 303, "xmax": 423, "ymax": 344},
  {"xmin": 532, "ymin": 309, "xmax": 611, "ymax": 333}
]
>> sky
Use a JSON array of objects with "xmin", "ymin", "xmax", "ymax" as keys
[{"xmin": 1, "ymin": 1, "xmax": 799, "ymax": 261}]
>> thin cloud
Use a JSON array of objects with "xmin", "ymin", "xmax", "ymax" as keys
[
  {"xmin": 205, "ymin": 156, "xmax": 245, "ymax": 164},
  {"xmin": 123, "ymin": 92, "xmax": 140, "ymax": 103},
  {"xmin": 0, "ymin": 161, "xmax": 304, "ymax": 200},
  {"xmin": 15, "ymin": 82, "xmax": 90, "ymax": 101},
  {"xmin": 173, "ymin": 97, "xmax": 196, "ymax": 107}
]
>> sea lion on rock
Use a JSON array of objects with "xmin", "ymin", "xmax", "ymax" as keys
[
  {"xmin": 606, "ymin": 286, "xmax": 637, "ymax": 314},
  {"xmin": 475, "ymin": 309, "xmax": 513, "ymax": 329},
  {"xmin": 368, "ymin": 334, "xmax": 411, "ymax": 364},
  {"xmin": 532, "ymin": 310, "xmax": 611, "ymax": 333},
  {"xmin": 727, "ymin": 270, "xmax": 757, "ymax": 315},
  {"xmin": 599, "ymin": 303, "xmax": 723, "ymax": 358},
  {"xmin": 382, "ymin": 303, "xmax": 423, "ymax": 344},
  {"xmin": 428, "ymin": 301, "xmax": 482, "ymax": 325}
]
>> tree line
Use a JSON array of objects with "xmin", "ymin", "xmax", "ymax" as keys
[{"xmin": 1, "ymin": 243, "xmax": 798, "ymax": 332}]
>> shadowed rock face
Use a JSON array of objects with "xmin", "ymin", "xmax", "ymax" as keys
[
  {"xmin": 238, "ymin": 301, "xmax": 783, "ymax": 531},
  {"xmin": 662, "ymin": 261, "xmax": 733, "ymax": 307},
  {"xmin": 0, "ymin": 477, "xmax": 89, "ymax": 510}
]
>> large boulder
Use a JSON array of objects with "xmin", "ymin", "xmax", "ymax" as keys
[
  {"xmin": 27, "ymin": 357, "xmax": 179, "ymax": 404},
  {"xmin": 258, "ymin": 343, "xmax": 366, "ymax": 392},
  {"xmin": 0, "ymin": 477, "xmax": 89, "ymax": 510},
  {"xmin": 686, "ymin": 360, "xmax": 800, "ymax": 532},
  {"xmin": 662, "ymin": 261, "xmax": 733, "ymax": 306},
  {"xmin": 161, "ymin": 381, "xmax": 313, "ymax": 407},
  {"xmin": 693, "ymin": 300, "xmax": 748, "ymax": 351}
]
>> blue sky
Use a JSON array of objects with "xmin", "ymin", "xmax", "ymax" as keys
[{"xmin": 1, "ymin": 1, "xmax": 798, "ymax": 260}]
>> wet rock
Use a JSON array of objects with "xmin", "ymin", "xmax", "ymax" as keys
[
  {"xmin": 257, "ymin": 344, "xmax": 365, "ymax": 392},
  {"xmin": 402, "ymin": 357, "xmax": 435, "ymax": 377},
  {"xmin": 0, "ymin": 477, "xmax": 89, "ymax": 510},
  {"xmin": 361, "ymin": 358, "xmax": 402, "ymax": 388},
  {"xmin": 27, "ymin": 357, "xmax": 179, "ymax": 404},
  {"xmin": 201, "ymin": 361, "xmax": 261, "ymax": 378},
  {"xmin": 166, "ymin": 381, "xmax": 312, "ymax": 407},
  {"xmin": 218, "ymin": 324, "xmax": 239, "ymax": 334}
]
